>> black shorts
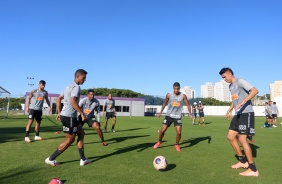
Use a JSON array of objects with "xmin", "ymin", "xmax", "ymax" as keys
[
  {"xmin": 193, "ymin": 113, "xmax": 198, "ymax": 118},
  {"xmin": 28, "ymin": 109, "xmax": 42, "ymax": 121},
  {"xmin": 106, "ymin": 112, "xmax": 116, "ymax": 119},
  {"xmin": 272, "ymin": 114, "xmax": 277, "ymax": 119},
  {"xmin": 199, "ymin": 112, "xmax": 205, "ymax": 117},
  {"xmin": 60, "ymin": 115, "xmax": 79, "ymax": 134},
  {"xmin": 229, "ymin": 112, "xmax": 255, "ymax": 135},
  {"xmin": 78, "ymin": 115, "xmax": 99, "ymax": 127},
  {"xmin": 162, "ymin": 116, "xmax": 182, "ymax": 127},
  {"xmin": 266, "ymin": 115, "xmax": 273, "ymax": 119}
]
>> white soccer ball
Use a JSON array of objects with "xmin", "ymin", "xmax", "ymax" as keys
[
  {"xmin": 280, "ymin": 122, "xmax": 282, "ymax": 125},
  {"xmin": 153, "ymin": 156, "xmax": 167, "ymax": 170}
]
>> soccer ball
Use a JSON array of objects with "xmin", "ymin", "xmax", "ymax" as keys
[
  {"xmin": 153, "ymin": 156, "xmax": 167, "ymax": 170},
  {"xmin": 280, "ymin": 122, "xmax": 282, "ymax": 125}
]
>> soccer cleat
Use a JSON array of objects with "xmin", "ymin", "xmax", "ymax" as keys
[
  {"xmin": 102, "ymin": 142, "xmax": 108, "ymax": 146},
  {"xmin": 25, "ymin": 137, "xmax": 31, "ymax": 143},
  {"xmin": 239, "ymin": 169, "xmax": 259, "ymax": 177},
  {"xmin": 231, "ymin": 161, "xmax": 249, "ymax": 169},
  {"xmin": 49, "ymin": 178, "xmax": 63, "ymax": 184},
  {"xmin": 45, "ymin": 157, "xmax": 59, "ymax": 166},
  {"xmin": 175, "ymin": 144, "xmax": 181, "ymax": 152},
  {"xmin": 273, "ymin": 125, "xmax": 278, "ymax": 128},
  {"xmin": 103, "ymin": 129, "xmax": 107, "ymax": 133},
  {"xmin": 80, "ymin": 159, "xmax": 91, "ymax": 166},
  {"xmin": 34, "ymin": 136, "xmax": 44, "ymax": 140},
  {"xmin": 111, "ymin": 129, "xmax": 116, "ymax": 133},
  {"xmin": 153, "ymin": 141, "xmax": 162, "ymax": 149}
]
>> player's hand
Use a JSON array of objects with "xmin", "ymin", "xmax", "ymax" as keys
[
  {"xmin": 157, "ymin": 113, "xmax": 162, "ymax": 118},
  {"xmin": 56, "ymin": 114, "xmax": 61, "ymax": 121},
  {"xmin": 102, "ymin": 112, "xmax": 105, "ymax": 117},
  {"xmin": 26, "ymin": 108, "xmax": 30, "ymax": 113},
  {"xmin": 226, "ymin": 112, "xmax": 231, "ymax": 121},
  {"xmin": 81, "ymin": 114, "xmax": 87, "ymax": 122}
]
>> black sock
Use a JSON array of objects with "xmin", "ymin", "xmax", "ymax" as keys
[
  {"xmin": 175, "ymin": 142, "xmax": 179, "ymax": 145},
  {"xmin": 249, "ymin": 163, "xmax": 257, "ymax": 172},
  {"xmin": 50, "ymin": 149, "xmax": 61, "ymax": 161},
  {"xmin": 158, "ymin": 140, "xmax": 162, "ymax": 142},
  {"xmin": 104, "ymin": 127, "xmax": 107, "ymax": 130},
  {"xmin": 101, "ymin": 137, "xmax": 105, "ymax": 142},
  {"xmin": 36, "ymin": 132, "xmax": 39, "ymax": 136},
  {"xmin": 78, "ymin": 148, "xmax": 86, "ymax": 161},
  {"xmin": 25, "ymin": 131, "xmax": 30, "ymax": 137},
  {"xmin": 111, "ymin": 125, "xmax": 115, "ymax": 130},
  {"xmin": 238, "ymin": 156, "xmax": 247, "ymax": 163}
]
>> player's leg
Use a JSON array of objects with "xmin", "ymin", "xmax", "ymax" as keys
[
  {"xmin": 154, "ymin": 117, "xmax": 170, "ymax": 149},
  {"xmin": 45, "ymin": 116, "xmax": 76, "ymax": 166},
  {"xmin": 76, "ymin": 124, "xmax": 91, "ymax": 166},
  {"xmin": 192, "ymin": 114, "xmax": 195, "ymax": 125},
  {"xmin": 92, "ymin": 122, "xmax": 107, "ymax": 146},
  {"xmin": 25, "ymin": 110, "xmax": 35, "ymax": 142},
  {"xmin": 202, "ymin": 115, "xmax": 205, "ymax": 125},
  {"xmin": 34, "ymin": 110, "xmax": 43, "ymax": 140},
  {"xmin": 174, "ymin": 123, "xmax": 182, "ymax": 152},
  {"xmin": 111, "ymin": 115, "xmax": 117, "ymax": 132},
  {"xmin": 104, "ymin": 114, "xmax": 109, "ymax": 132}
]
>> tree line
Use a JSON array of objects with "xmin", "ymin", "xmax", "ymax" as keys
[{"xmin": 0, "ymin": 98, "xmax": 24, "ymax": 110}]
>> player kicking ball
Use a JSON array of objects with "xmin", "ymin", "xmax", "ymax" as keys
[
  {"xmin": 153, "ymin": 82, "xmax": 193, "ymax": 152},
  {"xmin": 25, "ymin": 80, "xmax": 51, "ymax": 143},
  {"xmin": 220, "ymin": 67, "xmax": 259, "ymax": 177},
  {"xmin": 78, "ymin": 89, "xmax": 108, "ymax": 146},
  {"xmin": 45, "ymin": 69, "xmax": 91, "ymax": 166}
]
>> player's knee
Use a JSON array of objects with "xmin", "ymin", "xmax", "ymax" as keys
[
  {"xmin": 227, "ymin": 135, "xmax": 235, "ymax": 142},
  {"xmin": 177, "ymin": 132, "xmax": 181, "ymax": 137}
]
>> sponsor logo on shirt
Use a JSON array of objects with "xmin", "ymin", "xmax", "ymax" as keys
[{"xmin": 231, "ymin": 94, "xmax": 239, "ymax": 101}]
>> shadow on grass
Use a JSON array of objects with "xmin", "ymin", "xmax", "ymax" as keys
[
  {"xmin": 84, "ymin": 135, "xmax": 151, "ymax": 145},
  {"xmin": 160, "ymin": 164, "xmax": 177, "ymax": 172},
  {"xmin": 60, "ymin": 142, "xmax": 155, "ymax": 165},
  {"xmin": 235, "ymin": 143, "xmax": 260, "ymax": 159},
  {"xmin": 0, "ymin": 167, "xmax": 41, "ymax": 182}
]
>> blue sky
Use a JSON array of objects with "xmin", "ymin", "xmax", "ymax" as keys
[{"xmin": 0, "ymin": 0, "xmax": 281, "ymax": 97}]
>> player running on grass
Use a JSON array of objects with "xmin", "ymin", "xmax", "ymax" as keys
[
  {"xmin": 78, "ymin": 89, "xmax": 108, "ymax": 146},
  {"xmin": 102, "ymin": 94, "xmax": 117, "ymax": 133},
  {"xmin": 25, "ymin": 80, "xmax": 51, "ymax": 143},
  {"xmin": 45, "ymin": 69, "xmax": 91, "ymax": 166},
  {"xmin": 220, "ymin": 67, "xmax": 259, "ymax": 177},
  {"xmin": 153, "ymin": 82, "xmax": 193, "ymax": 152}
]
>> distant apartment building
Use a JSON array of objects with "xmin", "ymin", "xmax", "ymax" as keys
[
  {"xmin": 201, "ymin": 82, "xmax": 214, "ymax": 98},
  {"xmin": 270, "ymin": 81, "xmax": 282, "ymax": 100},
  {"xmin": 180, "ymin": 86, "xmax": 196, "ymax": 99},
  {"xmin": 214, "ymin": 80, "xmax": 231, "ymax": 102}
]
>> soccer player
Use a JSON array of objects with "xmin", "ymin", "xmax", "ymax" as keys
[
  {"xmin": 25, "ymin": 80, "xmax": 51, "ymax": 143},
  {"xmin": 45, "ymin": 69, "xmax": 91, "ymax": 166},
  {"xmin": 266, "ymin": 101, "xmax": 275, "ymax": 127},
  {"xmin": 78, "ymin": 89, "xmax": 108, "ymax": 146},
  {"xmin": 198, "ymin": 101, "xmax": 205, "ymax": 125},
  {"xmin": 220, "ymin": 67, "xmax": 259, "ymax": 177},
  {"xmin": 272, "ymin": 102, "xmax": 279, "ymax": 127},
  {"xmin": 102, "ymin": 94, "xmax": 117, "ymax": 133},
  {"xmin": 153, "ymin": 82, "xmax": 193, "ymax": 152},
  {"xmin": 192, "ymin": 102, "xmax": 198, "ymax": 125}
]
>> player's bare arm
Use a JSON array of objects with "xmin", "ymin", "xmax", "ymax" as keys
[
  {"xmin": 56, "ymin": 95, "xmax": 64, "ymax": 121},
  {"xmin": 183, "ymin": 94, "xmax": 193, "ymax": 118},
  {"xmin": 71, "ymin": 96, "xmax": 86, "ymax": 121},
  {"xmin": 102, "ymin": 105, "xmax": 106, "ymax": 116},
  {"xmin": 235, "ymin": 87, "xmax": 259, "ymax": 111},
  {"xmin": 45, "ymin": 91, "xmax": 51, "ymax": 113},
  {"xmin": 226, "ymin": 102, "xmax": 234, "ymax": 121},
  {"xmin": 158, "ymin": 93, "xmax": 170, "ymax": 118},
  {"xmin": 26, "ymin": 90, "xmax": 35, "ymax": 112}
]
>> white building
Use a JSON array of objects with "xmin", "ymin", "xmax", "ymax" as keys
[
  {"xmin": 180, "ymin": 86, "xmax": 195, "ymax": 99},
  {"xmin": 201, "ymin": 82, "xmax": 214, "ymax": 98},
  {"xmin": 214, "ymin": 80, "xmax": 231, "ymax": 102},
  {"xmin": 270, "ymin": 81, "xmax": 282, "ymax": 100}
]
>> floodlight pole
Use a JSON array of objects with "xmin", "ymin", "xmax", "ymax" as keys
[{"xmin": 27, "ymin": 77, "xmax": 34, "ymax": 92}]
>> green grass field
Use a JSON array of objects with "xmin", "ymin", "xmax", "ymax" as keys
[{"xmin": 0, "ymin": 115, "xmax": 282, "ymax": 184}]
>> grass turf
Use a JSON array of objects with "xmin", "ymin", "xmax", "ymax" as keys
[{"xmin": 0, "ymin": 115, "xmax": 281, "ymax": 184}]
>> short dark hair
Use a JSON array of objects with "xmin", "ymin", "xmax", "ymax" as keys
[
  {"xmin": 273, "ymin": 102, "xmax": 276, "ymax": 104},
  {"xmin": 173, "ymin": 82, "xmax": 180, "ymax": 87},
  {"xmin": 88, "ymin": 89, "xmax": 94, "ymax": 93},
  {"xmin": 219, "ymin": 67, "xmax": 234, "ymax": 75},
  {"xmin": 75, "ymin": 69, "xmax": 88, "ymax": 77},
  {"xmin": 39, "ymin": 80, "xmax": 46, "ymax": 85}
]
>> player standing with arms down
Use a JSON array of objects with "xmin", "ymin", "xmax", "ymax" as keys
[
  {"xmin": 45, "ymin": 69, "xmax": 91, "ymax": 166},
  {"xmin": 272, "ymin": 102, "xmax": 279, "ymax": 127},
  {"xmin": 102, "ymin": 94, "xmax": 117, "ymax": 133},
  {"xmin": 153, "ymin": 82, "xmax": 193, "ymax": 152},
  {"xmin": 25, "ymin": 80, "xmax": 51, "ymax": 143},
  {"xmin": 192, "ymin": 102, "xmax": 198, "ymax": 125},
  {"xmin": 198, "ymin": 101, "xmax": 205, "ymax": 125},
  {"xmin": 78, "ymin": 89, "xmax": 108, "ymax": 146},
  {"xmin": 220, "ymin": 67, "xmax": 259, "ymax": 177}
]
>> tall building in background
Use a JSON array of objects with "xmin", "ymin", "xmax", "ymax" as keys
[
  {"xmin": 214, "ymin": 80, "xmax": 231, "ymax": 102},
  {"xmin": 201, "ymin": 82, "xmax": 214, "ymax": 98},
  {"xmin": 270, "ymin": 81, "xmax": 282, "ymax": 100},
  {"xmin": 180, "ymin": 86, "xmax": 196, "ymax": 99}
]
